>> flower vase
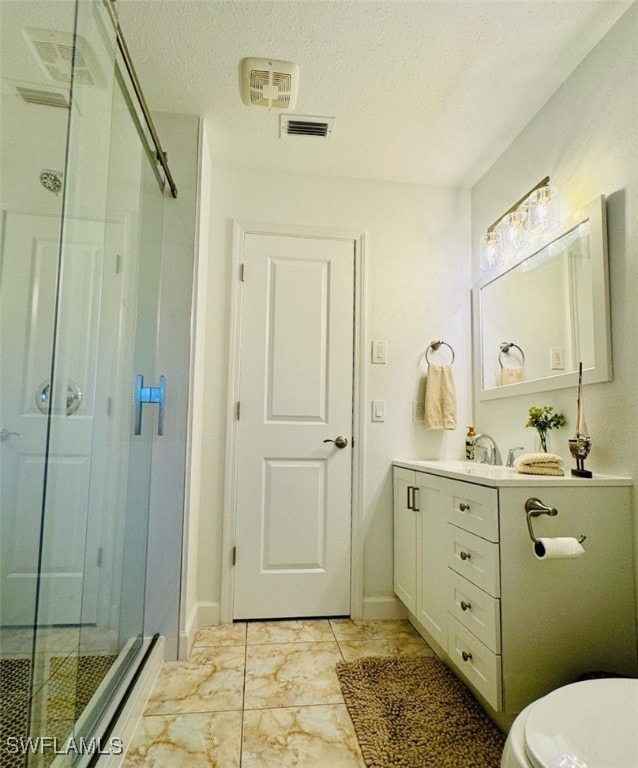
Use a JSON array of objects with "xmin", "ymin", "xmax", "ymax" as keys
[{"xmin": 535, "ymin": 429, "xmax": 550, "ymax": 453}]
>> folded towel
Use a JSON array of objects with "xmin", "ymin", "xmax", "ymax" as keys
[
  {"xmin": 423, "ymin": 364, "xmax": 457, "ymax": 430},
  {"xmin": 514, "ymin": 452, "xmax": 565, "ymax": 476},
  {"xmin": 496, "ymin": 365, "xmax": 525, "ymax": 386}
]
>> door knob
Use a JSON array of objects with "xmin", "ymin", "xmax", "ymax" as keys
[{"xmin": 323, "ymin": 435, "xmax": 348, "ymax": 449}]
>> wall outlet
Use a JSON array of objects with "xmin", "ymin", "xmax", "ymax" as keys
[{"xmin": 412, "ymin": 400, "xmax": 425, "ymax": 422}]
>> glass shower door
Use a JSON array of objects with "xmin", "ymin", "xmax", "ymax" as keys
[
  {"xmin": 1, "ymin": 0, "xmax": 168, "ymax": 763},
  {"xmin": 0, "ymin": 2, "xmax": 77, "ymax": 764},
  {"xmin": 28, "ymin": 16, "xmax": 167, "ymax": 762}
]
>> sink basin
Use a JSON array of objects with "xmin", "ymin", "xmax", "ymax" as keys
[
  {"xmin": 409, "ymin": 460, "xmax": 520, "ymax": 480},
  {"xmin": 392, "ymin": 459, "xmax": 631, "ymax": 486}
]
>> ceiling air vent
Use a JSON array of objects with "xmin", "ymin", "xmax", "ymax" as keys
[
  {"xmin": 16, "ymin": 86, "xmax": 69, "ymax": 109},
  {"xmin": 240, "ymin": 57, "xmax": 299, "ymax": 110},
  {"xmin": 23, "ymin": 27, "xmax": 104, "ymax": 87},
  {"xmin": 280, "ymin": 115, "xmax": 335, "ymax": 141}
]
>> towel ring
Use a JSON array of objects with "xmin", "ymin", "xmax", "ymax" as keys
[
  {"xmin": 499, "ymin": 342, "xmax": 525, "ymax": 368},
  {"xmin": 425, "ymin": 340, "xmax": 455, "ymax": 365}
]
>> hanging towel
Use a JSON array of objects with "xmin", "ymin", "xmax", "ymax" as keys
[
  {"xmin": 514, "ymin": 452, "xmax": 565, "ymax": 476},
  {"xmin": 496, "ymin": 365, "xmax": 526, "ymax": 386},
  {"xmin": 423, "ymin": 364, "xmax": 457, "ymax": 430}
]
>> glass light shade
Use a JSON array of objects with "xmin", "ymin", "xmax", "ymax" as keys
[
  {"xmin": 480, "ymin": 229, "xmax": 503, "ymax": 270},
  {"xmin": 500, "ymin": 209, "xmax": 530, "ymax": 255},
  {"xmin": 527, "ymin": 185, "xmax": 560, "ymax": 233}
]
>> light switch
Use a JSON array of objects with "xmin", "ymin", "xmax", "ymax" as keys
[
  {"xmin": 371, "ymin": 399, "xmax": 385, "ymax": 422},
  {"xmin": 371, "ymin": 340, "xmax": 387, "ymax": 364},
  {"xmin": 550, "ymin": 347, "xmax": 564, "ymax": 370}
]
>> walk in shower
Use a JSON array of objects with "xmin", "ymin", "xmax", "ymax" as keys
[{"xmin": 0, "ymin": 1, "xmax": 185, "ymax": 765}]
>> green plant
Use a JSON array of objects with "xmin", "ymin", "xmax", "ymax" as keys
[{"xmin": 525, "ymin": 406, "xmax": 566, "ymax": 452}]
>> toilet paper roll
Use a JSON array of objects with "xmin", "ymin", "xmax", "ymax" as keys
[{"xmin": 534, "ymin": 537, "xmax": 585, "ymax": 560}]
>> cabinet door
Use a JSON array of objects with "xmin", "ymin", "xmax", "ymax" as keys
[
  {"xmin": 393, "ymin": 468, "xmax": 417, "ymax": 612},
  {"xmin": 416, "ymin": 473, "xmax": 447, "ymax": 649}
]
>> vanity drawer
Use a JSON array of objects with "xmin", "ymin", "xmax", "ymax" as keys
[
  {"xmin": 449, "ymin": 570, "xmax": 501, "ymax": 653},
  {"xmin": 444, "ymin": 479, "xmax": 499, "ymax": 543},
  {"xmin": 448, "ymin": 524, "xmax": 500, "ymax": 597},
  {"xmin": 448, "ymin": 616, "xmax": 502, "ymax": 711}
]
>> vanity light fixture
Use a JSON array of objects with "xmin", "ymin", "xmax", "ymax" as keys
[
  {"xmin": 479, "ymin": 229, "xmax": 503, "ymax": 271},
  {"xmin": 480, "ymin": 176, "xmax": 560, "ymax": 269},
  {"xmin": 527, "ymin": 183, "xmax": 560, "ymax": 233}
]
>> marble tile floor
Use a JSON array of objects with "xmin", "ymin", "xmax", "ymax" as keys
[{"xmin": 123, "ymin": 618, "xmax": 435, "ymax": 767}]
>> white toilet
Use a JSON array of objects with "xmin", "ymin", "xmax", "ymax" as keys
[{"xmin": 501, "ymin": 678, "xmax": 638, "ymax": 768}]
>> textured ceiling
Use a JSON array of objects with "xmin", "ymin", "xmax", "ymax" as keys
[{"xmin": 117, "ymin": 0, "xmax": 632, "ymax": 188}]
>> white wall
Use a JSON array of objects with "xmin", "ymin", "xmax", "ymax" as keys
[
  {"xmin": 181, "ymin": 118, "xmax": 213, "ymax": 656},
  {"xmin": 194, "ymin": 166, "xmax": 471, "ymax": 620},
  {"xmin": 145, "ymin": 111, "xmax": 199, "ymax": 659},
  {"xmin": 472, "ymin": 5, "xmax": 638, "ymax": 619}
]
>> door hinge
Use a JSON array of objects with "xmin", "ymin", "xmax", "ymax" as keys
[
  {"xmin": 240, "ymin": 263, "xmax": 245, "ymax": 282},
  {"xmin": 115, "ymin": 253, "xmax": 123, "ymax": 274},
  {"xmin": 232, "ymin": 546, "xmax": 237, "ymax": 566},
  {"xmin": 97, "ymin": 547, "xmax": 103, "ymax": 567},
  {"xmin": 236, "ymin": 400, "xmax": 241, "ymax": 421}
]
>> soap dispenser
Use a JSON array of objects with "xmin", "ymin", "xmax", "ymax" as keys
[{"xmin": 465, "ymin": 426, "xmax": 476, "ymax": 461}]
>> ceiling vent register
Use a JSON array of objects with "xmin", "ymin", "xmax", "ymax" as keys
[
  {"xmin": 279, "ymin": 115, "xmax": 336, "ymax": 141},
  {"xmin": 240, "ymin": 57, "xmax": 299, "ymax": 110},
  {"xmin": 23, "ymin": 27, "xmax": 103, "ymax": 87},
  {"xmin": 16, "ymin": 86, "xmax": 70, "ymax": 109}
]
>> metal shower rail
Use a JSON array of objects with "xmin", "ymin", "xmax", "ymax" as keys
[{"xmin": 103, "ymin": 0, "xmax": 178, "ymax": 198}]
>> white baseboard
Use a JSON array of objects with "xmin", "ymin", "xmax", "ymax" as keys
[
  {"xmin": 362, "ymin": 595, "xmax": 408, "ymax": 621},
  {"xmin": 179, "ymin": 601, "xmax": 220, "ymax": 660}
]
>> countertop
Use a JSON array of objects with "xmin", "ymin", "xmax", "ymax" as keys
[{"xmin": 393, "ymin": 459, "xmax": 632, "ymax": 487}]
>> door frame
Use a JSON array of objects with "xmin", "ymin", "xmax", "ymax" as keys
[{"xmin": 220, "ymin": 220, "xmax": 367, "ymax": 623}]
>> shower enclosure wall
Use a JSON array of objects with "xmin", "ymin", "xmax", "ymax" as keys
[{"xmin": 0, "ymin": 1, "xmax": 192, "ymax": 764}]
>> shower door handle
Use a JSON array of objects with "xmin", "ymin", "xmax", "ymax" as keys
[{"xmin": 134, "ymin": 374, "xmax": 166, "ymax": 436}]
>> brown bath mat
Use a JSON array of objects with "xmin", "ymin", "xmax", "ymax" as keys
[{"xmin": 336, "ymin": 654, "xmax": 505, "ymax": 768}]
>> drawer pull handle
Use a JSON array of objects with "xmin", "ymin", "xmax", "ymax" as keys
[
  {"xmin": 459, "ymin": 502, "xmax": 471, "ymax": 512},
  {"xmin": 460, "ymin": 600, "xmax": 472, "ymax": 612},
  {"xmin": 462, "ymin": 650, "xmax": 473, "ymax": 662},
  {"xmin": 460, "ymin": 550, "xmax": 471, "ymax": 561}
]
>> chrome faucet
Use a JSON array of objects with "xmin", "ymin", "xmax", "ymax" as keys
[
  {"xmin": 506, "ymin": 446, "xmax": 524, "ymax": 467},
  {"xmin": 471, "ymin": 433, "xmax": 503, "ymax": 465}
]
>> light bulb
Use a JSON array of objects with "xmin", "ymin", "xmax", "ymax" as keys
[
  {"xmin": 500, "ymin": 209, "xmax": 530, "ymax": 254},
  {"xmin": 527, "ymin": 185, "xmax": 560, "ymax": 233},
  {"xmin": 480, "ymin": 230, "xmax": 503, "ymax": 270}
]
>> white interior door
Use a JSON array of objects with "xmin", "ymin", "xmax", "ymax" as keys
[
  {"xmin": 0, "ymin": 212, "xmax": 101, "ymax": 625},
  {"xmin": 233, "ymin": 232, "xmax": 355, "ymax": 619}
]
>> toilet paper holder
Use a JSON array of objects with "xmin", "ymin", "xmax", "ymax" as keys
[{"xmin": 525, "ymin": 497, "xmax": 586, "ymax": 544}]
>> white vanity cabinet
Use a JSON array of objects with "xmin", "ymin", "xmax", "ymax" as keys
[
  {"xmin": 393, "ymin": 467, "xmax": 447, "ymax": 648},
  {"xmin": 392, "ymin": 461, "xmax": 638, "ymax": 716}
]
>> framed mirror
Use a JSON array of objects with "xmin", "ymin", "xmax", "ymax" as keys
[{"xmin": 473, "ymin": 196, "xmax": 611, "ymax": 400}]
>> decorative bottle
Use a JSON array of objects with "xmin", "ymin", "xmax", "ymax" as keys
[{"xmin": 465, "ymin": 426, "xmax": 476, "ymax": 461}]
